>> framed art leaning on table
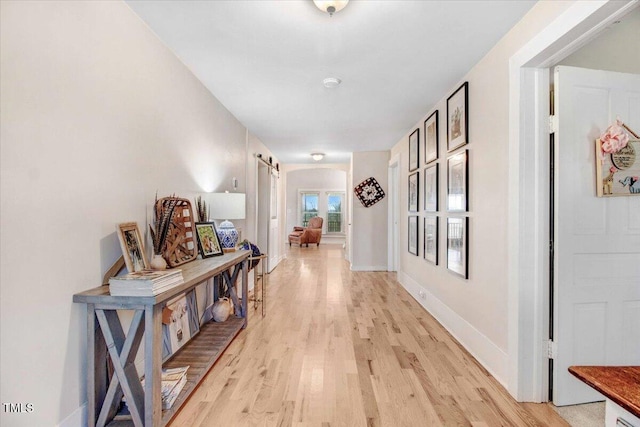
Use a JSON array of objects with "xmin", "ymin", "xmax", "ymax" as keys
[
  {"xmin": 195, "ymin": 222, "xmax": 224, "ymax": 258},
  {"xmin": 117, "ymin": 222, "xmax": 149, "ymax": 273}
]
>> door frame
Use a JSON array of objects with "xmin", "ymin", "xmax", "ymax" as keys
[
  {"xmin": 388, "ymin": 154, "xmax": 400, "ymax": 271},
  {"xmin": 507, "ymin": 0, "xmax": 638, "ymax": 402}
]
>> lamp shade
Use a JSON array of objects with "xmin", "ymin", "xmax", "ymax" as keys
[{"xmin": 209, "ymin": 192, "xmax": 246, "ymax": 220}]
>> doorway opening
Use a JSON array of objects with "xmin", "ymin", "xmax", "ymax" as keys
[{"xmin": 508, "ymin": 0, "xmax": 639, "ymax": 407}]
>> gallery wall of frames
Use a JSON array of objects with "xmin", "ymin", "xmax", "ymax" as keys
[{"xmin": 408, "ymin": 82, "xmax": 469, "ymax": 279}]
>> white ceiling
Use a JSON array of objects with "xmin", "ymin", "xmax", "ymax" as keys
[{"xmin": 126, "ymin": 0, "xmax": 536, "ymax": 164}]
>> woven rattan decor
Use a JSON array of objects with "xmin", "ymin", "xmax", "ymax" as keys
[{"xmin": 156, "ymin": 197, "xmax": 197, "ymax": 267}]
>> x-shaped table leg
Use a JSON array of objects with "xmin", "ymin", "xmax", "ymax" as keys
[{"xmin": 95, "ymin": 309, "xmax": 146, "ymax": 427}]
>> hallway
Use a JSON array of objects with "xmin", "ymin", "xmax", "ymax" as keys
[{"xmin": 170, "ymin": 245, "xmax": 568, "ymax": 426}]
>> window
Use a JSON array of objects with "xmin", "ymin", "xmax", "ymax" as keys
[
  {"xmin": 327, "ymin": 192, "xmax": 344, "ymax": 233},
  {"xmin": 298, "ymin": 190, "xmax": 345, "ymax": 234},
  {"xmin": 301, "ymin": 192, "xmax": 319, "ymax": 227}
]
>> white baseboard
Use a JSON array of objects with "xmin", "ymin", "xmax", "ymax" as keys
[
  {"xmin": 398, "ymin": 271, "xmax": 508, "ymax": 387},
  {"xmin": 56, "ymin": 403, "xmax": 86, "ymax": 427},
  {"xmin": 350, "ymin": 265, "xmax": 388, "ymax": 272}
]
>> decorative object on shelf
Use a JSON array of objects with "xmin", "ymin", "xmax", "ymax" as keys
[
  {"xmin": 209, "ymin": 192, "xmax": 246, "ymax": 251},
  {"xmin": 156, "ymin": 196, "xmax": 198, "ymax": 268},
  {"xmin": 424, "ymin": 163, "xmax": 438, "ymax": 212},
  {"xmin": 195, "ymin": 222, "xmax": 223, "ymax": 258},
  {"xmin": 409, "ymin": 128, "xmax": 420, "ymax": 172},
  {"xmin": 194, "ymin": 195, "xmax": 209, "ymax": 222},
  {"xmin": 109, "ymin": 269, "xmax": 183, "ymax": 297},
  {"xmin": 313, "ymin": 0, "xmax": 349, "ymax": 17},
  {"xmin": 150, "ymin": 254, "xmax": 167, "ymax": 271},
  {"xmin": 408, "ymin": 171, "xmax": 419, "ymax": 212},
  {"xmin": 447, "ymin": 82, "xmax": 469, "ymax": 152},
  {"xmin": 595, "ymin": 119, "xmax": 639, "ymax": 197},
  {"xmin": 424, "ymin": 216, "xmax": 438, "ymax": 264},
  {"xmin": 408, "ymin": 216, "xmax": 419, "ymax": 256},
  {"xmin": 162, "ymin": 293, "xmax": 199, "ymax": 358},
  {"xmin": 212, "ymin": 297, "xmax": 234, "ymax": 322},
  {"xmin": 142, "ymin": 366, "xmax": 189, "ymax": 411},
  {"xmin": 239, "ymin": 239, "xmax": 262, "ymax": 270},
  {"xmin": 424, "ymin": 110, "xmax": 439, "ymax": 164},
  {"xmin": 447, "ymin": 150, "xmax": 468, "ymax": 212},
  {"xmin": 447, "ymin": 216, "xmax": 468, "ymax": 279},
  {"xmin": 117, "ymin": 222, "xmax": 149, "ymax": 273},
  {"xmin": 354, "ymin": 177, "xmax": 386, "ymax": 207},
  {"xmin": 149, "ymin": 194, "xmax": 179, "ymax": 270}
]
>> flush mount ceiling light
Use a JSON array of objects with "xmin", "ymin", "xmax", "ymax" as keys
[
  {"xmin": 322, "ymin": 77, "xmax": 341, "ymax": 88},
  {"xmin": 311, "ymin": 153, "xmax": 325, "ymax": 161},
  {"xmin": 313, "ymin": 0, "xmax": 349, "ymax": 17}
]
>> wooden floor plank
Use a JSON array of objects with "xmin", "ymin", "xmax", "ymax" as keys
[{"xmin": 169, "ymin": 245, "xmax": 569, "ymax": 426}]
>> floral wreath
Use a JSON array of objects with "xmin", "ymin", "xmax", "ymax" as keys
[{"xmin": 598, "ymin": 118, "xmax": 638, "ymax": 161}]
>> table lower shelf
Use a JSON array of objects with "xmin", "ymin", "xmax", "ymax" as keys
[{"xmin": 109, "ymin": 316, "xmax": 245, "ymax": 427}]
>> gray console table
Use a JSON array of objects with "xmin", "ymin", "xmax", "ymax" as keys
[{"xmin": 73, "ymin": 250, "xmax": 250, "ymax": 427}]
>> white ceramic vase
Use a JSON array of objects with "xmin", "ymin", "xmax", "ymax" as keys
[{"xmin": 150, "ymin": 254, "xmax": 167, "ymax": 270}]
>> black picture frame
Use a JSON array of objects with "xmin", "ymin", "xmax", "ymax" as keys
[
  {"xmin": 408, "ymin": 171, "xmax": 419, "ymax": 212},
  {"xmin": 409, "ymin": 128, "xmax": 420, "ymax": 172},
  {"xmin": 195, "ymin": 222, "xmax": 224, "ymax": 258},
  {"xmin": 424, "ymin": 110, "xmax": 439, "ymax": 164},
  {"xmin": 408, "ymin": 216, "xmax": 419, "ymax": 256},
  {"xmin": 424, "ymin": 216, "xmax": 438, "ymax": 265},
  {"xmin": 424, "ymin": 163, "xmax": 438, "ymax": 212},
  {"xmin": 447, "ymin": 82, "xmax": 469, "ymax": 152},
  {"xmin": 447, "ymin": 150, "xmax": 468, "ymax": 212},
  {"xmin": 447, "ymin": 216, "xmax": 468, "ymax": 279}
]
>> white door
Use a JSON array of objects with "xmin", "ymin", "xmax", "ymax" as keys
[
  {"xmin": 256, "ymin": 162, "xmax": 270, "ymax": 262},
  {"xmin": 388, "ymin": 158, "xmax": 399, "ymax": 271},
  {"xmin": 268, "ymin": 170, "xmax": 279, "ymax": 272},
  {"xmin": 553, "ymin": 66, "xmax": 640, "ymax": 406}
]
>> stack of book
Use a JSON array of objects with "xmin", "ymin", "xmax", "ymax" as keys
[
  {"xmin": 121, "ymin": 366, "xmax": 189, "ymax": 415},
  {"xmin": 109, "ymin": 269, "xmax": 183, "ymax": 296},
  {"xmin": 146, "ymin": 366, "xmax": 190, "ymax": 410}
]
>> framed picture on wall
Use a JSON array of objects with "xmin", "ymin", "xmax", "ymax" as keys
[
  {"xmin": 424, "ymin": 163, "xmax": 438, "ymax": 212},
  {"xmin": 447, "ymin": 82, "xmax": 469, "ymax": 152},
  {"xmin": 117, "ymin": 222, "xmax": 149, "ymax": 273},
  {"xmin": 409, "ymin": 128, "xmax": 420, "ymax": 172},
  {"xmin": 408, "ymin": 216, "xmax": 419, "ymax": 256},
  {"xmin": 447, "ymin": 216, "xmax": 468, "ymax": 279},
  {"xmin": 447, "ymin": 150, "xmax": 468, "ymax": 212},
  {"xmin": 408, "ymin": 171, "xmax": 419, "ymax": 212},
  {"xmin": 424, "ymin": 110, "xmax": 439, "ymax": 164},
  {"xmin": 424, "ymin": 216, "xmax": 438, "ymax": 264}
]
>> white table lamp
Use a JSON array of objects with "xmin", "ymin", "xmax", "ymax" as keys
[{"xmin": 209, "ymin": 192, "xmax": 246, "ymax": 250}]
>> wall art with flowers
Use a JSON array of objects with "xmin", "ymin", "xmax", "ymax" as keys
[{"xmin": 595, "ymin": 119, "xmax": 639, "ymax": 197}]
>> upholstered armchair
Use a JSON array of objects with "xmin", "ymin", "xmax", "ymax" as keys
[{"xmin": 288, "ymin": 217, "xmax": 323, "ymax": 247}]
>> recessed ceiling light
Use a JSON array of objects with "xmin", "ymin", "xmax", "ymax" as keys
[
  {"xmin": 311, "ymin": 153, "xmax": 325, "ymax": 161},
  {"xmin": 323, "ymin": 77, "xmax": 341, "ymax": 88}
]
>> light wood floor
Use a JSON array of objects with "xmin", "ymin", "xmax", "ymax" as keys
[{"xmin": 170, "ymin": 245, "xmax": 568, "ymax": 427}]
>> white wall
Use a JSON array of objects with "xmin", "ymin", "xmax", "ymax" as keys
[
  {"xmin": 559, "ymin": 6, "xmax": 640, "ymax": 74},
  {"xmin": 285, "ymin": 168, "xmax": 347, "ymax": 235},
  {"xmin": 0, "ymin": 2, "xmax": 253, "ymax": 425},
  {"xmin": 389, "ymin": 0, "xmax": 577, "ymax": 386},
  {"xmin": 351, "ymin": 152, "xmax": 389, "ymax": 271}
]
